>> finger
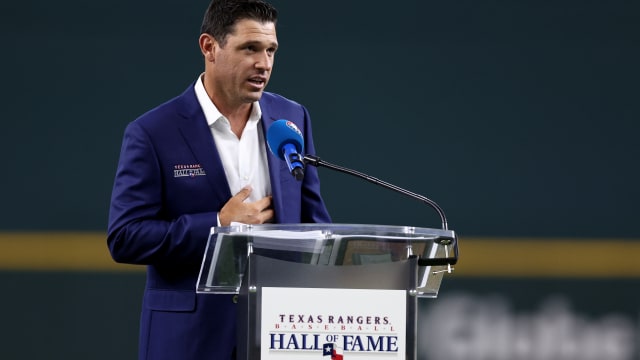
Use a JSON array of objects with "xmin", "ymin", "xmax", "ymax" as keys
[
  {"xmin": 253, "ymin": 195, "xmax": 273, "ymax": 211},
  {"xmin": 257, "ymin": 208, "xmax": 275, "ymax": 224},
  {"xmin": 233, "ymin": 186, "xmax": 252, "ymax": 202}
]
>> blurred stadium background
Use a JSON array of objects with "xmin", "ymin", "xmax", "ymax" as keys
[{"xmin": 1, "ymin": 1, "xmax": 638, "ymax": 358}]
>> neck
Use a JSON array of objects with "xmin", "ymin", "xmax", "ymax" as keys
[{"xmin": 200, "ymin": 74, "xmax": 254, "ymax": 138}]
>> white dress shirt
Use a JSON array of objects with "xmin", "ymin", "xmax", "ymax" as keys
[{"xmin": 194, "ymin": 75, "xmax": 272, "ymax": 205}]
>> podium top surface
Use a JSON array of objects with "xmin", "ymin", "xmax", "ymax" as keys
[
  {"xmin": 213, "ymin": 223, "xmax": 455, "ymax": 238},
  {"xmin": 196, "ymin": 223, "xmax": 458, "ymax": 297}
]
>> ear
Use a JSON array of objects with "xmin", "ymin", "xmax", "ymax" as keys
[{"xmin": 199, "ymin": 33, "xmax": 216, "ymax": 62}]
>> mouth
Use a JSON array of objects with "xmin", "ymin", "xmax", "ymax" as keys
[{"xmin": 247, "ymin": 76, "xmax": 267, "ymax": 89}]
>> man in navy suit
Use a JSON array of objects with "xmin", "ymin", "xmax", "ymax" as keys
[{"xmin": 107, "ymin": 1, "xmax": 331, "ymax": 359}]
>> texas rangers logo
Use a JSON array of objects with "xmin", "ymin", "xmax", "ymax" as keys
[
  {"xmin": 285, "ymin": 120, "xmax": 303, "ymax": 137},
  {"xmin": 323, "ymin": 343, "xmax": 344, "ymax": 360}
]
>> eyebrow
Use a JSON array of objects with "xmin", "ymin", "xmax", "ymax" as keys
[{"xmin": 240, "ymin": 40, "xmax": 279, "ymax": 49}]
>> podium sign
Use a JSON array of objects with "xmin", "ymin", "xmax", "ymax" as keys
[
  {"xmin": 261, "ymin": 287, "xmax": 407, "ymax": 359},
  {"xmin": 196, "ymin": 223, "xmax": 458, "ymax": 360}
]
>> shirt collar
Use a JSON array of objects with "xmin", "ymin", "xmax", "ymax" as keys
[{"xmin": 194, "ymin": 74, "xmax": 262, "ymax": 128}]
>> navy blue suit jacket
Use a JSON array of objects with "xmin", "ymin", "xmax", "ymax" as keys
[{"xmin": 107, "ymin": 83, "xmax": 331, "ymax": 360}]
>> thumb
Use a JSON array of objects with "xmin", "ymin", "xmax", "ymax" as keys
[{"xmin": 234, "ymin": 186, "xmax": 252, "ymax": 202}]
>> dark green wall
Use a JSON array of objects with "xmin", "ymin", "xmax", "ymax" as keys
[
  {"xmin": 1, "ymin": 0, "xmax": 638, "ymax": 236},
  {"xmin": 0, "ymin": 271, "xmax": 144, "ymax": 359},
  {"xmin": 1, "ymin": 1, "xmax": 639, "ymax": 359}
]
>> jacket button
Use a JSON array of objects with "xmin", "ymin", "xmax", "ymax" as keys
[{"xmin": 232, "ymin": 295, "xmax": 238, "ymax": 303}]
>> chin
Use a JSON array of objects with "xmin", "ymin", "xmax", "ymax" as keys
[{"xmin": 245, "ymin": 92, "xmax": 264, "ymax": 102}]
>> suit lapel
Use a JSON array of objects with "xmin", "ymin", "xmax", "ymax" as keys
[
  {"xmin": 175, "ymin": 85, "xmax": 232, "ymax": 204},
  {"xmin": 260, "ymin": 98, "xmax": 286, "ymax": 223}
]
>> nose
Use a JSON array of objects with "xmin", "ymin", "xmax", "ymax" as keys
[{"xmin": 255, "ymin": 51, "xmax": 273, "ymax": 71}]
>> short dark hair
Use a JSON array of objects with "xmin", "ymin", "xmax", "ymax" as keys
[{"xmin": 200, "ymin": 0, "xmax": 278, "ymax": 47}]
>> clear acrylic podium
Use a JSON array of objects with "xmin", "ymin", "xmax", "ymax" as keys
[{"xmin": 197, "ymin": 223, "xmax": 458, "ymax": 360}]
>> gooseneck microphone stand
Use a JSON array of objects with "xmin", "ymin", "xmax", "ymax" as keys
[
  {"xmin": 303, "ymin": 154, "xmax": 448, "ymax": 230},
  {"xmin": 303, "ymin": 154, "xmax": 458, "ymax": 266}
]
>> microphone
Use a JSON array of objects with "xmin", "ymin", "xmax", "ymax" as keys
[{"xmin": 266, "ymin": 119, "xmax": 305, "ymax": 180}]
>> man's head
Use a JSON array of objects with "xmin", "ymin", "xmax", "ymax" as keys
[
  {"xmin": 199, "ymin": 0, "xmax": 279, "ymax": 110},
  {"xmin": 200, "ymin": 0, "xmax": 278, "ymax": 48}
]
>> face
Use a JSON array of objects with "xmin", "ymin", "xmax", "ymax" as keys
[{"xmin": 201, "ymin": 19, "xmax": 278, "ymax": 110}]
